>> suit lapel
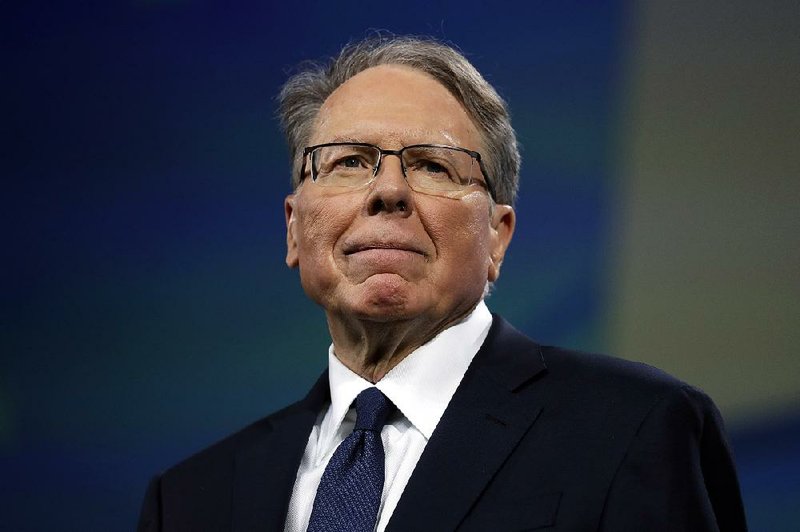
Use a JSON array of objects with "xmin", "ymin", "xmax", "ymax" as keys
[
  {"xmin": 386, "ymin": 317, "xmax": 547, "ymax": 531},
  {"xmin": 231, "ymin": 373, "xmax": 329, "ymax": 532}
]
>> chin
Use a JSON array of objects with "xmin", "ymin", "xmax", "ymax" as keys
[{"xmin": 344, "ymin": 275, "xmax": 423, "ymax": 322}]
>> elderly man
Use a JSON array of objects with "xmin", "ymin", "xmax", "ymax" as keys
[{"xmin": 138, "ymin": 36, "xmax": 747, "ymax": 531}]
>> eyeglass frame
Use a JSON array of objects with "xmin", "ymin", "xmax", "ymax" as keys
[{"xmin": 299, "ymin": 142, "xmax": 497, "ymax": 201}]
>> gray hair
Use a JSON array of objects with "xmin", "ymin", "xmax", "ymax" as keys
[{"xmin": 278, "ymin": 35, "xmax": 520, "ymax": 205}]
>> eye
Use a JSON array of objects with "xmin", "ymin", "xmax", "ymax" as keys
[
  {"xmin": 408, "ymin": 156, "xmax": 456, "ymax": 182},
  {"xmin": 312, "ymin": 144, "xmax": 377, "ymax": 181},
  {"xmin": 419, "ymin": 159, "xmax": 447, "ymax": 174},
  {"xmin": 338, "ymin": 155, "xmax": 364, "ymax": 168},
  {"xmin": 329, "ymin": 152, "xmax": 373, "ymax": 172}
]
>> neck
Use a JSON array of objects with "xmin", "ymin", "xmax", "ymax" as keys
[{"xmin": 326, "ymin": 303, "xmax": 478, "ymax": 383}]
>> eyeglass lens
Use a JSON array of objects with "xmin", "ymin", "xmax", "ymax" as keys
[{"xmin": 311, "ymin": 144, "xmax": 479, "ymax": 194}]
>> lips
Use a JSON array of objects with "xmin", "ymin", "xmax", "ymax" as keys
[{"xmin": 342, "ymin": 238, "xmax": 427, "ymax": 257}]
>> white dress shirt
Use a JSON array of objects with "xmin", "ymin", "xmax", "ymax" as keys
[{"xmin": 283, "ymin": 301, "xmax": 493, "ymax": 532}]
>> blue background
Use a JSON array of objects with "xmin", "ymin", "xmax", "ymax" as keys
[{"xmin": 3, "ymin": 1, "xmax": 798, "ymax": 530}]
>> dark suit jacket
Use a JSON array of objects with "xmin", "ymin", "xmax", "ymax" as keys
[{"xmin": 138, "ymin": 315, "xmax": 747, "ymax": 531}]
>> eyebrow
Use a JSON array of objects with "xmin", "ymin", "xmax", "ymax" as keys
[{"xmin": 324, "ymin": 136, "xmax": 364, "ymax": 144}]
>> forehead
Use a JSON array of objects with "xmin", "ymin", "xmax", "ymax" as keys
[{"xmin": 311, "ymin": 64, "xmax": 481, "ymax": 149}]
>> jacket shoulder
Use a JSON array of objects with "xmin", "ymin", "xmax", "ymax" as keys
[
  {"xmin": 162, "ymin": 396, "xmax": 310, "ymax": 482},
  {"xmin": 488, "ymin": 315, "xmax": 718, "ymax": 424},
  {"xmin": 541, "ymin": 342, "xmax": 714, "ymax": 408},
  {"xmin": 138, "ymin": 396, "xmax": 318, "ymax": 531}
]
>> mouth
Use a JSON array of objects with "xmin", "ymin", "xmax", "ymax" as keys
[{"xmin": 343, "ymin": 241, "xmax": 426, "ymax": 257}]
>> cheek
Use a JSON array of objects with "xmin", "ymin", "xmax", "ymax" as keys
[
  {"xmin": 425, "ymin": 195, "xmax": 493, "ymax": 270},
  {"xmin": 295, "ymin": 200, "xmax": 350, "ymax": 258},
  {"xmin": 293, "ymin": 198, "xmax": 354, "ymax": 301}
]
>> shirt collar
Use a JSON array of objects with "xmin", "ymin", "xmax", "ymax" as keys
[{"xmin": 323, "ymin": 301, "xmax": 493, "ymax": 448}]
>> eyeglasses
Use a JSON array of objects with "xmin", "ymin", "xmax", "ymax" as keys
[{"xmin": 300, "ymin": 142, "xmax": 496, "ymax": 200}]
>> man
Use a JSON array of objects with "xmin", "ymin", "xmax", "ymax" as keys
[{"xmin": 138, "ymin": 36, "xmax": 747, "ymax": 531}]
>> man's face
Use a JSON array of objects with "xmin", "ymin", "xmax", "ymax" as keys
[{"xmin": 284, "ymin": 65, "xmax": 514, "ymax": 328}]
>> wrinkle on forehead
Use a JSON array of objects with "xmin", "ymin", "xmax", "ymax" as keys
[
  {"xmin": 310, "ymin": 64, "xmax": 481, "ymax": 151},
  {"xmin": 321, "ymin": 130, "xmax": 466, "ymax": 149}
]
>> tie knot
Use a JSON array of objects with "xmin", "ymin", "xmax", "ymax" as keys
[{"xmin": 354, "ymin": 387, "xmax": 394, "ymax": 432}]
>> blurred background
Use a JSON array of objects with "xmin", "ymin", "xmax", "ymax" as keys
[{"xmin": 3, "ymin": 0, "xmax": 798, "ymax": 530}]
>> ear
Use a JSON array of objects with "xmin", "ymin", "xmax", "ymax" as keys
[
  {"xmin": 487, "ymin": 204, "xmax": 515, "ymax": 282},
  {"xmin": 284, "ymin": 194, "xmax": 299, "ymax": 268}
]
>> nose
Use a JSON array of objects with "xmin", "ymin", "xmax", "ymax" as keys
[{"xmin": 366, "ymin": 153, "xmax": 413, "ymax": 217}]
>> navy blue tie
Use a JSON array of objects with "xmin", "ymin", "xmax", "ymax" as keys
[{"xmin": 307, "ymin": 387, "xmax": 395, "ymax": 532}]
